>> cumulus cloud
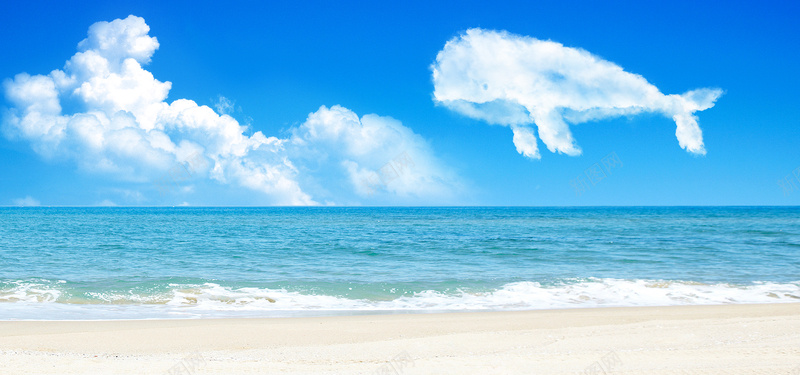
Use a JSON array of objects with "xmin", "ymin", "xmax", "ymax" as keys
[
  {"xmin": 12, "ymin": 196, "xmax": 40, "ymax": 207},
  {"xmin": 432, "ymin": 28, "xmax": 723, "ymax": 158},
  {"xmin": 2, "ymin": 15, "xmax": 462, "ymax": 205},
  {"xmin": 290, "ymin": 105, "xmax": 463, "ymax": 203}
]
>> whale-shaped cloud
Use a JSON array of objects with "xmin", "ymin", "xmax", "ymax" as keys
[{"xmin": 432, "ymin": 28, "xmax": 723, "ymax": 158}]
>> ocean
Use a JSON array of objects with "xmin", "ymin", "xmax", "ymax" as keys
[{"xmin": 0, "ymin": 206, "xmax": 798, "ymax": 320}]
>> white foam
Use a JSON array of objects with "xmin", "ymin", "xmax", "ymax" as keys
[
  {"xmin": 1, "ymin": 279, "xmax": 798, "ymax": 320},
  {"xmin": 0, "ymin": 279, "xmax": 62, "ymax": 303}
]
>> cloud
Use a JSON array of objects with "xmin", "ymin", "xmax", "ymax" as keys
[
  {"xmin": 12, "ymin": 196, "xmax": 40, "ymax": 206},
  {"xmin": 2, "ymin": 15, "xmax": 462, "ymax": 205},
  {"xmin": 214, "ymin": 96, "xmax": 235, "ymax": 115},
  {"xmin": 432, "ymin": 28, "xmax": 723, "ymax": 158},
  {"xmin": 96, "ymin": 199, "xmax": 117, "ymax": 207},
  {"xmin": 290, "ymin": 105, "xmax": 464, "ymax": 203}
]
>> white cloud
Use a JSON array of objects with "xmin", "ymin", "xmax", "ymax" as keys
[
  {"xmin": 432, "ymin": 28, "xmax": 723, "ymax": 158},
  {"xmin": 2, "ymin": 15, "xmax": 463, "ymax": 205},
  {"xmin": 290, "ymin": 105, "xmax": 464, "ymax": 202},
  {"xmin": 96, "ymin": 199, "xmax": 117, "ymax": 207},
  {"xmin": 214, "ymin": 96, "xmax": 235, "ymax": 115},
  {"xmin": 12, "ymin": 196, "xmax": 40, "ymax": 206}
]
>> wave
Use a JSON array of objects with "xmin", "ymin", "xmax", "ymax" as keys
[{"xmin": 1, "ymin": 278, "xmax": 798, "ymax": 320}]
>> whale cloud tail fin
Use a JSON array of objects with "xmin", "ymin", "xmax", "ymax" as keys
[
  {"xmin": 672, "ymin": 88, "xmax": 724, "ymax": 155},
  {"xmin": 681, "ymin": 88, "xmax": 724, "ymax": 112}
]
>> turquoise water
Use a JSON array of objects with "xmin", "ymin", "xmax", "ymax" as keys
[{"xmin": 0, "ymin": 207, "xmax": 798, "ymax": 320}]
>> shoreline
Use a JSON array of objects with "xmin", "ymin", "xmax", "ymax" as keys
[
  {"xmin": 1, "ymin": 303, "xmax": 798, "ymax": 374},
  {"xmin": 1, "ymin": 300, "xmax": 799, "ymax": 322}
]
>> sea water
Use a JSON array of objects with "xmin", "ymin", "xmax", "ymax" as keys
[{"xmin": 0, "ymin": 206, "xmax": 798, "ymax": 320}]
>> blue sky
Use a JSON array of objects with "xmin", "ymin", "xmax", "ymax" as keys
[{"xmin": 1, "ymin": 0, "xmax": 798, "ymax": 206}]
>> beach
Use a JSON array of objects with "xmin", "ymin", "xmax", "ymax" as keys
[
  {"xmin": 1, "ymin": 1, "xmax": 798, "ymax": 373},
  {"xmin": 1, "ymin": 303, "xmax": 798, "ymax": 374},
  {"xmin": 2, "ymin": 207, "xmax": 799, "ymax": 373}
]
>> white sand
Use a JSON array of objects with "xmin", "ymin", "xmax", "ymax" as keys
[{"xmin": 1, "ymin": 303, "xmax": 799, "ymax": 374}]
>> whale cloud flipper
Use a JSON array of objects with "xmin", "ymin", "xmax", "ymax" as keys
[{"xmin": 432, "ymin": 28, "xmax": 723, "ymax": 158}]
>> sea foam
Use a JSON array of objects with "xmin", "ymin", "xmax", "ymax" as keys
[{"xmin": 1, "ymin": 278, "xmax": 798, "ymax": 320}]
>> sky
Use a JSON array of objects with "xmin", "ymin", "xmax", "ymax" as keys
[{"xmin": 0, "ymin": 0, "xmax": 798, "ymax": 206}]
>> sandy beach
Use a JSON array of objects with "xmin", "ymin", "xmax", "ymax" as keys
[{"xmin": 0, "ymin": 303, "xmax": 798, "ymax": 374}]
